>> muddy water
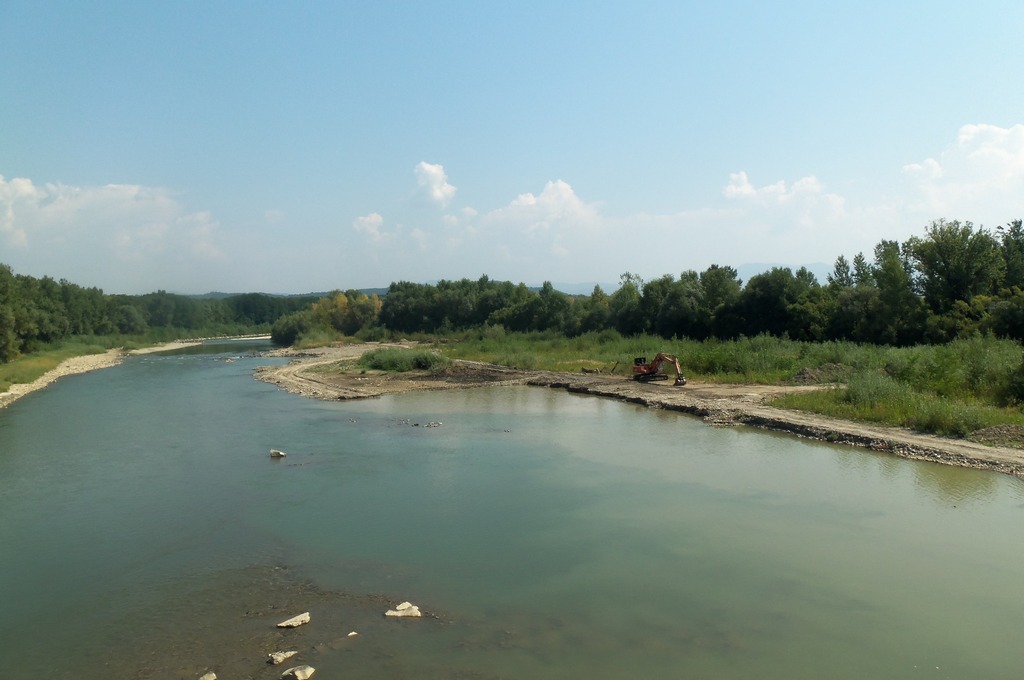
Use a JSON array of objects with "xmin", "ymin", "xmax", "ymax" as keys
[{"xmin": 1, "ymin": 341, "xmax": 1023, "ymax": 679}]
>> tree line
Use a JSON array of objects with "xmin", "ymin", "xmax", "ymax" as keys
[
  {"xmin": 0, "ymin": 263, "xmax": 316, "ymax": 362},
  {"xmin": 272, "ymin": 218, "xmax": 1024, "ymax": 347},
  {"xmin": 6, "ymin": 217, "xmax": 1024, "ymax": 361}
]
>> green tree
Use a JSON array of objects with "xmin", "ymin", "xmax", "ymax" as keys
[
  {"xmin": 271, "ymin": 309, "xmax": 317, "ymax": 346},
  {"xmin": 731, "ymin": 267, "xmax": 813, "ymax": 337},
  {"xmin": 0, "ymin": 303, "xmax": 17, "ymax": 362},
  {"xmin": 700, "ymin": 265, "xmax": 743, "ymax": 338},
  {"xmin": 570, "ymin": 285, "xmax": 611, "ymax": 334},
  {"xmin": 112, "ymin": 304, "xmax": 148, "ymax": 334},
  {"xmin": 655, "ymin": 271, "xmax": 709, "ymax": 339},
  {"xmin": 827, "ymin": 255, "xmax": 854, "ymax": 289},
  {"xmin": 852, "ymin": 253, "xmax": 872, "ymax": 286},
  {"xmin": 909, "ymin": 219, "xmax": 1003, "ymax": 314},
  {"xmin": 639, "ymin": 274, "xmax": 675, "ymax": 334},
  {"xmin": 998, "ymin": 219, "xmax": 1024, "ymax": 291},
  {"xmin": 872, "ymin": 240, "xmax": 926, "ymax": 345},
  {"xmin": 609, "ymin": 273, "xmax": 645, "ymax": 335}
]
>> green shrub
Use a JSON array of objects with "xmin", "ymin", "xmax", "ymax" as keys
[
  {"xmin": 355, "ymin": 325, "xmax": 391, "ymax": 342},
  {"xmin": 358, "ymin": 347, "xmax": 451, "ymax": 372}
]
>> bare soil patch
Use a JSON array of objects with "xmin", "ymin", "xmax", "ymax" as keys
[{"xmin": 255, "ymin": 343, "xmax": 1024, "ymax": 478}]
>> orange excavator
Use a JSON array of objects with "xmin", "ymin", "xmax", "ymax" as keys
[{"xmin": 632, "ymin": 353, "xmax": 686, "ymax": 386}]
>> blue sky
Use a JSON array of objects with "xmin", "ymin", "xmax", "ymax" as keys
[{"xmin": 3, "ymin": 1, "xmax": 1023, "ymax": 294}]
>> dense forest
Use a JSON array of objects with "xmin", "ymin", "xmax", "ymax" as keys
[
  {"xmin": 4, "ymin": 218, "xmax": 1024, "ymax": 364},
  {"xmin": 0, "ymin": 264, "xmax": 316, "ymax": 362}
]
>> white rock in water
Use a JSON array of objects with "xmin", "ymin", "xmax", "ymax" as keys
[
  {"xmin": 268, "ymin": 650, "xmax": 299, "ymax": 665},
  {"xmin": 281, "ymin": 665, "xmax": 316, "ymax": 680},
  {"xmin": 199, "ymin": 673, "xmax": 217, "ymax": 680},
  {"xmin": 270, "ymin": 449, "xmax": 287, "ymax": 458},
  {"xmin": 277, "ymin": 611, "xmax": 310, "ymax": 628},
  {"xmin": 385, "ymin": 601, "xmax": 422, "ymax": 617}
]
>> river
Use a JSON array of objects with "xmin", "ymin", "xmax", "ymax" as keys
[{"xmin": 1, "ymin": 340, "xmax": 1023, "ymax": 679}]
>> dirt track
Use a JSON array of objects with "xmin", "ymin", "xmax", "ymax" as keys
[{"xmin": 254, "ymin": 344, "xmax": 1024, "ymax": 478}]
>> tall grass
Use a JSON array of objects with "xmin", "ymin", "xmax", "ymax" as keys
[{"xmin": 774, "ymin": 371, "xmax": 1024, "ymax": 437}]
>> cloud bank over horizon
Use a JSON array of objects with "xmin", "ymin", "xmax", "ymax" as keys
[{"xmin": 3, "ymin": 123, "xmax": 1024, "ymax": 294}]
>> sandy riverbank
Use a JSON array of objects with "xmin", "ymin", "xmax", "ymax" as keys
[
  {"xmin": 0, "ymin": 339, "xmax": 210, "ymax": 409},
  {"xmin": 255, "ymin": 343, "xmax": 1024, "ymax": 478}
]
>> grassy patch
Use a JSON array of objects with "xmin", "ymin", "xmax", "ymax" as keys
[
  {"xmin": 357, "ymin": 347, "xmax": 452, "ymax": 373},
  {"xmin": 773, "ymin": 371, "xmax": 1024, "ymax": 438}
]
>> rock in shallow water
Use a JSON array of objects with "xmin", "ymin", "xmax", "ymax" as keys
[
  {"xmin": 385, "ymin": 601, "xmax": 422, "ymax": 617},
  {"xmin": 281, "ymin": 664, "xmax": 315, "ymax": 680},
  {"xmin": 268, "ymin": 650, "xmax": 299, "ymax": 665},
  {"xmin": 276, "ymin": 611, "xmax": 310, "ymax": 628}
]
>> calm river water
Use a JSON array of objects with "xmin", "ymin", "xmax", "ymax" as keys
[{"xmin": 2, "ymin": 340, "xmax": 1023, "ymax": 679}]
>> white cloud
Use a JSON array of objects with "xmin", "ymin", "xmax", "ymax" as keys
[
  {"xmin": 0, "ymin": 175, "xmax": 226, "ymax": 290},
  {"xmin": 113, "ymin": 221, "xmax": 168, "ymax": 260},
  {"xmin": 721, "ymin": 171, "xmax": 846, "ymax": 231},
  {"xmin": 0, "ymin": 176, "xmax": 34, "ymax": 247},
  {"xmin": 352, "ymin": 212, "xmax": 387, "ymax": 241},
  {"xmin": 483, "ymin": 179, "xmax": 600, "ymax": 234},
  {"xmin": 900, "ymin": 123, "xmax": 1024, "ymax": 225},
  {"xmin": 476, "ymin": 180, "xmax": 604, "ymax": 262},
  {"xmin": 415, "ymin": 161, "xmax": 456, "ymax": 207}
]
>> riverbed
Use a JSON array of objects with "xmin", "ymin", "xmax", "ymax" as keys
[{"xmin": 1, "ymin": 340, "xmax": 1023, "ymax": 679}]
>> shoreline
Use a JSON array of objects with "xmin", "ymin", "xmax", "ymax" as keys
[
  {"xmin": 0, "ymin": 336, "xmax": 270, "ymax": 409},
  {"xmin": 6, "ymin": 338, "xmax": 1024, "ymax": 477},
  {"xmin": 255, "ymin": 344, "xmax": 1024, "ymax": 478}
]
